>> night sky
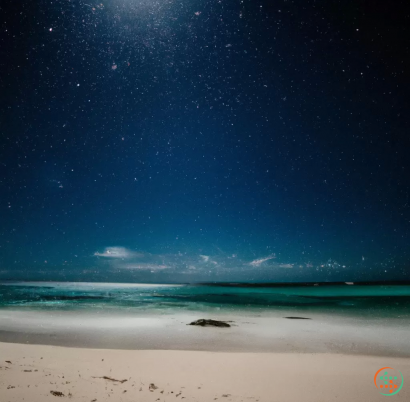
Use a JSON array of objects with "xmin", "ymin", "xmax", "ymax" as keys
[{"xmin": 1, "ymin": 0, "xmax": 409, "ymax": 283}]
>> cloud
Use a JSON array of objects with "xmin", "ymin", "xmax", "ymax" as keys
[
  {"xmin": 199, "ymin": 255, "xmax": 210, "ymax": 262},
  {"xmin": 92, "ymin": 246, "xmax": 298, "ymax": 277},
  {"xmin": 249, "ymin": 254, "xmax": 276, "ymax": 267},
  {"xmin": 277, "ymin": 263, "xmax": 293, "ymax": 269},
  {"xmin": 94, "ymin": 247, "xmax": 172, "ymax": 271},
  {"xmin": 199, "ymin": 255, "xmax": 218, "ymax": 266},
  {"xmin": 93, "ymin": 247, "xmax": 136, "ymax": 259},
  {"xmin": 119, "ymin": 263, "xmax": 170, "ymax": 271}
]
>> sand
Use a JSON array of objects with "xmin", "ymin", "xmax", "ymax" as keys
[
  {"xmin": 1, "ymin": 309, "xmax": 410, "ymax": 356},
  {"xmin": 0, "ymin": 342, "xmax": 409, "ymax": 401},
  {"xmin": 1, "ymin": 307, "xmax": 409, "ymax": 401}
]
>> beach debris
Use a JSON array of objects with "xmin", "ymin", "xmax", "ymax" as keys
[
  {"xmin": 7, "ymin": 385, "xmax": 15, "ymax": 389},
  {"xmin": 92, "ymin": 376, "xmax": 127, "ymax": 383},
  {"xmin": 188, "ymin": 319, "xmax": 231, "ymax": 327},
  {"xmin": 5, "ymin": 360, "xmax": 12, "ymax": 364},
  {"xmin": 149, "ymin": 383, "xmax": 158, "ymax": 391},
  {"xmin": 24, "ymin": 370, "xmax": 32, "ymax": 372},
  {"xmin": 284, "ymin": 317, "xmax": 311, "ymax": 319},
  {"xmin": 91, "ymin": 399, "xmax": 97, "ymax": 402},
  {"xmin": 50, "ymin": 390, "xmax": 65, "ymax": 397},
  {"xmin": 222, "ymin": 394, "xmax": 231, "ymax": 397}
]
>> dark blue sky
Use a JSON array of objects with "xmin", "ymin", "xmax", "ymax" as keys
[{"xmin": 1, "ymin": 0, "xmax": 409, "ymax": 282}]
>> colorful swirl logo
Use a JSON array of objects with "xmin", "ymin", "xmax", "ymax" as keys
[{"xmin": 374, "ymin": 367, "xmax": 403, "ymax": 396}]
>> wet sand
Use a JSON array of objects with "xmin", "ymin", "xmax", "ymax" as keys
[{"xmin": 0, "ymin": 308, "xmax": 409, "ymax": 356}]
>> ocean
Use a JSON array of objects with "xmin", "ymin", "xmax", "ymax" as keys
[{"xmin": 1, "ymin": 282, "xmax": 410, "ymax": 318}]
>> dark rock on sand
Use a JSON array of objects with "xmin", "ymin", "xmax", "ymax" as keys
[
  {"xmin": 50, "ymin": 390, "xmax": 65, "ymax": 397},
  {"xmin": 188, "ymin": 319, "xmax": 231, "ymax": 327},
  {"xmin": 284, "ymin": 316, "xmax": 311, "ymax": 319},
  {"xmin": 149, "ymin": 383, "xmax": 158, "ymax": 391}
]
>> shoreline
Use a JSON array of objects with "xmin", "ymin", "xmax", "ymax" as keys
[{"xmin": 1, "ymin": 308, "xmax": 409, "ymax": 356}]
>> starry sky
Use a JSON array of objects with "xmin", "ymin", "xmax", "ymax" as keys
[{"xmin": 1, "ymin": 0, "xmax": 409, "ymax": 283}]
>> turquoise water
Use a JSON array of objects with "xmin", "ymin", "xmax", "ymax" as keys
[{"xmin": 1, "ymin": 282, "xmax": 410, "ymax": 318}]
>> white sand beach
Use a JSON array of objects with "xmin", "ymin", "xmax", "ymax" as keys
[
  {"xmin": 1, "ymin": 307, "xmax": 410, "ymax": 401},
  {"xmin": 1, "ymin": 342, "xmax": 410, "ymax": 402}
]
